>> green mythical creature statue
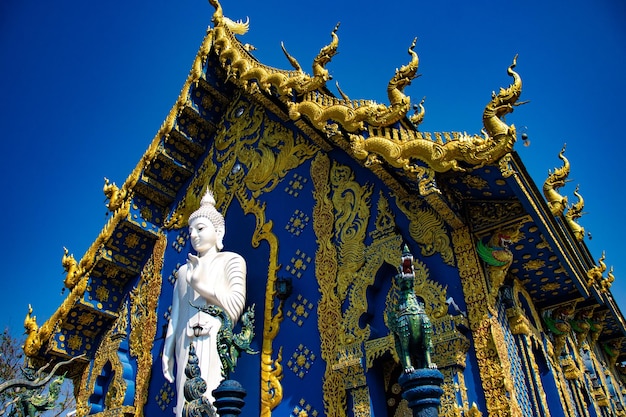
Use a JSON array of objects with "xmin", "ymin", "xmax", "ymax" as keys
[
  {"xmin": 0, "ymin": 355, "xmax": 82, "ymax": 417},
  {"xmin": 17, "ymin": 375, "xmax": 64, "ymax": 417},
  {"xmin": 386, "ymin": 245, "xmax": 436, "ymax": 373},
  {"xmin": 190, "ymin": 303, "xmax": 258, "ymax": 378}
]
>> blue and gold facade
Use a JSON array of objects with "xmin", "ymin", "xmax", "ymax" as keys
[{"xmin": 24, "ymin": 1, "xmax": 626, "ymax": 416}]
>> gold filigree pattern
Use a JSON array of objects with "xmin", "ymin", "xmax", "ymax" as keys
[
  {"xmin": 76, "ymin": 305, "xmax": 131, "ymax": 416},
  {"xmin": 351, "ymin": 387, "xmax": 371, "ymax": 417},
  {"xmin": 364, "ymin": 335, "xmax": 396, "ymax": 370},
  {"xmin": 330, "ymin": 160, "xmax": 373, "ymax": 344},
  {"xmin": 452, "ymin": 227, "xmax": 522, "ymax": 417},
  {"xmin": 311, "ymin": 153, "xmax": 346, "ymax": 417},
  {"xmin": 129, "ymin": 233, "xmax": 166, "ymax": 417},
  {"xmin": 394, "ymin": 194, "xmax": 454, "ymax": 265},
  {"xmin": 465, "ymin": 201, "xmax": 526, "ymax": 233}
]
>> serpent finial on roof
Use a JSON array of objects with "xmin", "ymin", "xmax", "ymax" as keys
[
  {"xmin": 543, "ymin": 144, "xmax": 570, "ymax": 216},
  {"xmin": 482, "ymin": 55, "xmax": 527, "ymax": 139},
  {"xmin": 280, "ymin": 23, "xmax": 340, "ymax": 96},
  {"xmin": 565, "ymin": 184, "xmax": 586, "ymax": 241}
]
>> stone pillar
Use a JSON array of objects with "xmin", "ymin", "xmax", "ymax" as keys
[
  {"xmin": 398, "ymin": 368, "xmax": 444, "ymax": 417},
  {"xmin": 212, "ymin": 379, "xmax": 247, "ymax": 417}
]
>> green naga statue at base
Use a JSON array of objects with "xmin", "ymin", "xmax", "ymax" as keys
[{"xmin": 386, "ymin": 245, "xmax": 436, "ymax": 373}]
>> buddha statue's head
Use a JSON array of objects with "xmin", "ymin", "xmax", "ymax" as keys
[{"xmin": 189, "ymin": 189, "xmax": 225, "ymax": 252}]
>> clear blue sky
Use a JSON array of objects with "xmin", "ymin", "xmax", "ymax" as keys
[{"xmin": 1, "ymin": 1, "xmax": 625, "ymax": 334}]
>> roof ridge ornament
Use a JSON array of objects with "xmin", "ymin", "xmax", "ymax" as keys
[
  {"xmin": 482, "ymin": 55, "xmax": 527, "ymax": 139},
  {"xmin": 287, "ymin": 37, "xmax": 419, "ymax": 131},
  {"xmin": 344, "ymin": 57, "xmax": 526, "ymax": 173},
  {"xmin": 565, "ymin": 184, "xmax": 586, "ymax": 241},
  {"xmin": 543, "ymin": 144, "xmax": 570, "ymax": 216},
  {"xmin": 586, "ymin": 251, "xmax": 607, "ymax": 288}
]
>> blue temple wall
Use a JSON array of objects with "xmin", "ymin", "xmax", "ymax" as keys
[{"xmin": 139, "ymin": 87, "xmax": 477, "ymax": 415}]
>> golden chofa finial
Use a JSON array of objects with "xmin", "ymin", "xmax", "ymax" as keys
[
  {"xmin": 543, "ymin": 144, "xmax": 570, "ymax": 216},
  {"xmin": 565, "ymin": 184, "xmax": 585, "ymax": 241},
  {"xmin": 280, "ymin": 23, "xmax": 340, "ymax": 95},
  {"xmin": 482, "ymin": 55, "xmax": 528, "ymax": 140}
]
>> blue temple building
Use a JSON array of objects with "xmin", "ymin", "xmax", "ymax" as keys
[{"xmin": 24, "ymin": 1, "xmax": 626, "ymax": 416}]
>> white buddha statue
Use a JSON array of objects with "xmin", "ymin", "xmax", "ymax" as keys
[{"xmin": 162, "ymin": 189, "xmax": 247, "ymax": 416}]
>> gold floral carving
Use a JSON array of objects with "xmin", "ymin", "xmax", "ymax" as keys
[
  {"xmin": 394, "ymin": 194, "xmax": 454, "ymax": 266},
  {"xmin": 351, "ymin": 387, "xmax": 371, "ymax": 417},
  {"xmin": 364, "ymin": 335, "xmax": 396, "ymax": 370},
  {"xmin": 129, "ymin": 233, "xmax": 166, "ymax": 417},
  {"xmin": 452, "ymin": 227, "xmax": 522, "ymax": 417},
  {"xmin": 76, "ymin": 303, "xmax": 131, "ymax": 416},
  {"xmin": 312, "ymin": 153, "xmax": 346, "ymax": 417},
  {"xmin": 439, "ymin": 368, "xmax": 463, "ymax": 417},
  {"xmin": 331, "ymin": 161, "xmax": 373, "ymax": 311},
  {"xmin": 465, "ymin": 202, "xmax": 526, "ymax": 233}
]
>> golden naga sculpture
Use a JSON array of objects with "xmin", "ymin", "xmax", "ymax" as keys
[
  {"xmin": 565, "ymin": 184, "xmax": 585, "ymax": 242},
  {"xmin": 586, "ymin": 251, "xmax": 607, "ymax": 288},
  {"xmin": 347, "ymin": 56, "xmax": 524, "ymax": 173},
  {"xmin": 208, "ymin": 0, "xmax": 338, "ymax": 97},
  {"xmin": 542, "ymin": 144, "xmax": 569, "ymax": 216},
  {"xmin": 288, "ymin": 37, "xmax": 419, "ymax": 132},
  {"xmin": 23, "ymin": 305, "xmax": 40, "ymax": 355},
  {"xmin": 103, "ymin": 177, "xmax": 127, "ymax": 212},
  {"xmin": 62, "ymin": 247, "xmax": 84, "ymax": 290},
  {"xmin": 600, "ymin": 266, "xmax": 615, "ymax": 293}
]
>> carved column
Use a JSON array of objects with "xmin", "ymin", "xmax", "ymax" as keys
[{"xmin": 451, "ymin": 227, "xmax": 522, "ymax": 417}]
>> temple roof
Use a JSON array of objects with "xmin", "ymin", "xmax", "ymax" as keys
[{"xmin": 24, "ymin": 0, "xmax": 626, "ymax": 365}]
